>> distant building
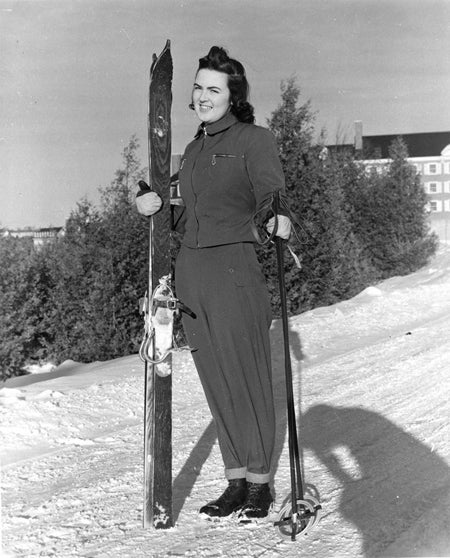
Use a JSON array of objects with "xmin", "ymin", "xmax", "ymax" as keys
[
  {"xmin": 2, "ymin": 227, "xmax": 64, "ymax": 248},
  {"xmin": 329, "ymin": 123, "xmax": 450, "ymax": 242}
]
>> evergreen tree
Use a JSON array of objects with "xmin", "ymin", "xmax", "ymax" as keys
[
  {"xmin": 384, "ymin": 138, "xmax": 438, "ymax": 272},
  {"xmin": 100, "ymin": 135, "xmax": 145, "ymax": 211},
  {"xmin": 299, "ymin": 152, "xmax": 377, "ymax": 308},
  {"xmin": 95, "ymin": 136, "xmax": 149, "ymax": 356},
  {"xmin": 45, "ymin": 198, "xmax": 104, "ymax": 361},
  {"xmin": 351, "ymin": 137, "xmax": 438, "ymax": 277},
  {"xmin": 0, "ymin": 236, "xmax": 54, "ymax": 378},
  {"xmin": 260, "ymin": 78, "xmax": 375, "ymax": 315},
  {"xmin": 258, "ymin": 78, "xmax": 314, "ymax": 314},
  {"xmin": 267, "ymin": 77, "xmax": 315, "ymax": 187},
  {"xmin": 46, "ymin": 137, "xmax": 149, "ymax": 363}
]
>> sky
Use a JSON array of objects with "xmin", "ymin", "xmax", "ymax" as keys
[{"xmin": 1, "ymin": 0, "xmax": 450, "ymax": 229}]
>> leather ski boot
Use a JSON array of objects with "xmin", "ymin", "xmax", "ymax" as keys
[
  {"xmin": 237, "ymin": 482, "xmax": 273, "ymax": 521},
  {"xmin": 199, "ymin": 478, "xmax": 247, "ymax": 518}
]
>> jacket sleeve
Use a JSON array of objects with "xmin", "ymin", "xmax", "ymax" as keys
[{"xmin": 244, "ymin": 127, "xmax": 289, "ymax": 218}]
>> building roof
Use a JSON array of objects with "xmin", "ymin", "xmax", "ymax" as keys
[{"xmin": 362, "ymin": 131, "xmax": 450, "ymax": 159}]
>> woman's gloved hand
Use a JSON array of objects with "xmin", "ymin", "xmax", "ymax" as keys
[
  {"xmin": 266, "ymin": 215, "xmax": 292, "ymax": 240},
  {"xmin": 135, "ymin": 190, "xmax": 163, "ymax": 216}
]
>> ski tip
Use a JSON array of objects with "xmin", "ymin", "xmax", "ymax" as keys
[
  {"xmin": 152, "ymin": 40, "xmax": 171, "ymax": 60},
  {"xmin": 150, "ymin": 40, "xmax": 172, "ymax": 76}
]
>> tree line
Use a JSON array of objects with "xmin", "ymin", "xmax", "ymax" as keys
[{"xmin": 0, "ymin": 80, "xmax": 438, "ymax": 380}]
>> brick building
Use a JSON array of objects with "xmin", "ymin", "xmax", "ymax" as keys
[
  {"xmin": 349, "ymin": 123, "xmax": 450, "ymax": 241},
  {"xmin": 2, "ymin": 227, "xmax": 64, "ymax": 248}
]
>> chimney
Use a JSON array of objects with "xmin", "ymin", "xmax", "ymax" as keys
[{"xmin": 354, "ymin": 120, "xmax": 363, "ymax": 152}]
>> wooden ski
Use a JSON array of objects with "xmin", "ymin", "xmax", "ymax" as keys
[{"xmin": 141, "ymin": 40, "xmax": 173, "ymax": 529}]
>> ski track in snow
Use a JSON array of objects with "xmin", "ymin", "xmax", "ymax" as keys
[{"xmin": 1, "ymin": 246, "xmax": 450, "ymax": 557}]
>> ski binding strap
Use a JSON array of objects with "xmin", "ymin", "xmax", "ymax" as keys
[{"xmin": 139, "ymin": 275, "xmax": 193, "ymax": 376}]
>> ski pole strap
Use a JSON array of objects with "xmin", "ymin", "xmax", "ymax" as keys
[
  {"xmin": 153, "ymin": 298, "xmax": 196, "ymax": 319},
  {"xmin": 251, "ymin": 192, "xmax": 279, "ymax": 246},
  {"xmin": 251, "ymin": 192, "xmax": 302, "ymax": 269}
]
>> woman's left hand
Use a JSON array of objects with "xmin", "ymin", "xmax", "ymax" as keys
[{"xmin": 266, "ymin": 215, "xmax": 292, "ymax": 240}]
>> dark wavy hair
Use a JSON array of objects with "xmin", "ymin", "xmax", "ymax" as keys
[{"xmin": 196, "ymin": 46, "xmax": 255, "ymax": 124}]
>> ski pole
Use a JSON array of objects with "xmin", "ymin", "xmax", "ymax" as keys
[
  {"xmin": 272, "ymin": 193, "xmax": 321, "ymax": 540},
  {"xmin": 273, "ymin": 195, "xmax": 302, "ymax": 540}
]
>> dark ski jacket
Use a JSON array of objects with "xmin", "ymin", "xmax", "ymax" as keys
[{"xmin": 173, "ymin": 112, "xmax": 287, "ymax": 248}]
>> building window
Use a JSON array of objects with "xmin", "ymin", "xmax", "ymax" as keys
[
  {"xmin": 429, "ymin": 200, "xmax": 442, "ymax": 212},
  {"xmin": 425, "ymin": 163, "xmax": 440, "ymax": 175},
  {"xmin": 444, "ymin": 200, "xmax": 450, "ymax": 212},
  {"xmin": 425, "ymin": 182, "xmax": 442, "ymax": 194}
]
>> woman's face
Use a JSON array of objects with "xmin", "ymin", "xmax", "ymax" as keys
[{"xmin": 192, "ymin": 69, "xmax": 231, "ymax": 124}]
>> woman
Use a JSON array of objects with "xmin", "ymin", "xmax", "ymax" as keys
[{"xmin": 136, "ymin": 46, "xmax": 291, "ymax": 522}]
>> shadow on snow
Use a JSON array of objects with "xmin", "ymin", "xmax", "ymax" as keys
[{"xmin": 172, "ymin": 318, "xmax": 449, "ymax": 557}]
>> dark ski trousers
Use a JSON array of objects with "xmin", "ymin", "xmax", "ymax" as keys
[{"xmin": 175, "ymin": 242, "xmax": 275, "ymax": 484}]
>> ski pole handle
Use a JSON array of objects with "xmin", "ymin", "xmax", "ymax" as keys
[{"xmin": 137, "ymin": 180, "xmax": 152, "ymax": 196}]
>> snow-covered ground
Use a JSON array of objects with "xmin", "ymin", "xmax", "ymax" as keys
[{"xmin": 2, "ymin": 246, "xmax": 450, "ymax": 558}]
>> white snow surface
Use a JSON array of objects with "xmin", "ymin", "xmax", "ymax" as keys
[{"xmin": 2, "ymin": 246, "xmax": 450, "ymax": 558}]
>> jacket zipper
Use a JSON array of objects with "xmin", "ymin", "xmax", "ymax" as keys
[
  {"xmin": 211, "ymin": 153, "xmax": 237, "ymax": 166},
  {"xmin": 191, "ymin": 127, "xmax": 207, "ymax": 247}
]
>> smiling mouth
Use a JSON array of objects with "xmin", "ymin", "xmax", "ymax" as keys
[{"xmin": 198, "ymin": 104, "xmax": 213, "ymax": 112}]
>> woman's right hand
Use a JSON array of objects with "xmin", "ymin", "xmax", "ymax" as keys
[{"xmin": 135, "ymin": 191, "xmax": 163, "ymax": 216}]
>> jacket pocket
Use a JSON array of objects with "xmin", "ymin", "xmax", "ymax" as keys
[
  {"xmin": 211, "ymin": 153, "xmax": 239, "ymax": 165},
  {"xmin": 208, "ymin": 153, "xmax": 245, "ymax": 181}
]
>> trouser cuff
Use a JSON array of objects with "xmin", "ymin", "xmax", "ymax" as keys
[
  {"xmin": 225, "ymin": 467, "xmax": 247, "ymax": 480},
  {"xmin": 246, "ymin": 471, "xmax": 270, "ymax": 484}
]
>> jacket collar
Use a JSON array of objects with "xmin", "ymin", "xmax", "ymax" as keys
[{"xmin": 195, "ymin": 112, "xmax": 238, "ymax": 138}]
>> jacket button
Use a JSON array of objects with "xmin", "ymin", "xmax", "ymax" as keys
[{"xmin": 228, "ymin": 267, "xmax": 234, "ymax": 273}]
